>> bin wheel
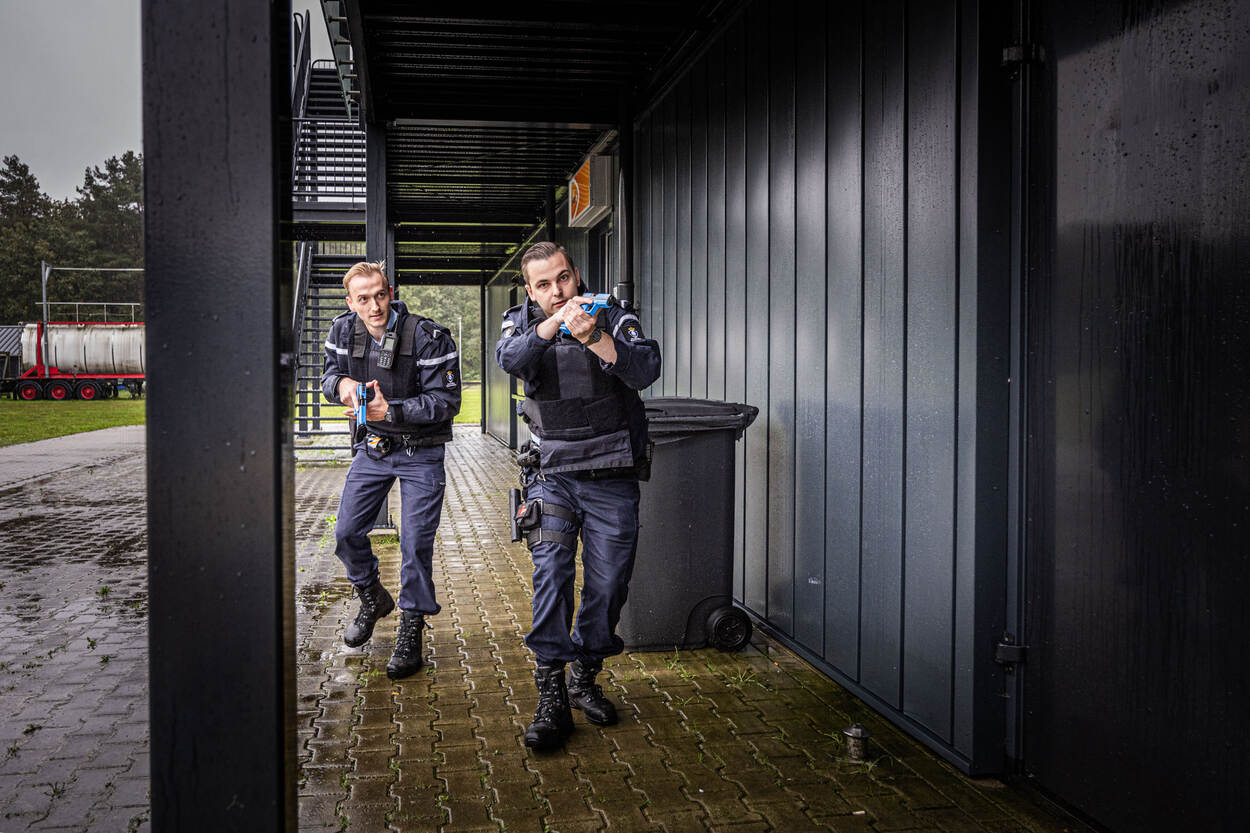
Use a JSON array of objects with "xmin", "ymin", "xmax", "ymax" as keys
[
  {"xmin": 47, "ymin": 381, "xmax": 71, "ymax": 400},
  {"xmin": 17, "ymin": 381, "xmax": 42, "ymax": 401},
  {"xmin": 708, "ymin": 606, "xmax": 752, "ymax": 652},
  {"xmin": 76, "ymin": 382, "xmax": 101, "ymax": 401}
]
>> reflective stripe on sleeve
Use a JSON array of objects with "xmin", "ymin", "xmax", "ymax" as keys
[
  {"xmin": 325, "ymin": 340, "xmax": 348, "ymax": 355},
  {"xmin": 417, "ymin": 350, "xmax": 458, "ymax": 367}
]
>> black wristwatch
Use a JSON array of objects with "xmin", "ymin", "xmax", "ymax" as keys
[{"xmin": 585, "ymin": 327, "xmax": 603, "ymax": 345}]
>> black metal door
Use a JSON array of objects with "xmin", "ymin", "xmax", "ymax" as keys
[{"xmin": 1020, "ymin": 2, "xmax": 1250, "ymax": 831}]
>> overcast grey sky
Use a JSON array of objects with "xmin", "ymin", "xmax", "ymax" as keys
[{"xmin": 0, "ymin": 1, "xmax": 332, "ymax": 202}]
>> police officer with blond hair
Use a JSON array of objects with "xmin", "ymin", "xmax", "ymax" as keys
[
  {"xmin": 321, "ymin": 260, "xmax": 461, "ymax": 678},
  {"xmin": 496, "ymin": 242, "xmax": 661, "ymax": 750}
]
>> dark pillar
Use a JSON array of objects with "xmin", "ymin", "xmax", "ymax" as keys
[
  {"xmin": 366, "ymin": 120, "xmax": 389, "ymax": 268},
  {"xmin": 545, "ymin": 187, "xmax": 557, "ymax": 244},
  {"xmin": 142, "ymin": 1, "xmax": 295, "ymax": 830}
]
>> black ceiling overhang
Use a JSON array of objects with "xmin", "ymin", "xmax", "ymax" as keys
[{"xmin": 337, "ymin": 0, "xmax": 742, "ymax": 284}]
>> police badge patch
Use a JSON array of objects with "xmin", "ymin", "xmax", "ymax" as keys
[
  {"xmin": 625, "ymin": 324, "xmax": 641, "ymax": 342},
  {"xmin": 445, "ymin": 369, "xmax": 459, "ymax": 389}
]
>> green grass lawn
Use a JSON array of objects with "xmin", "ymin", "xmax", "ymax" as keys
[{"xmin": 0, "ymin": 397, "xmax": 147, "ymax": 448}]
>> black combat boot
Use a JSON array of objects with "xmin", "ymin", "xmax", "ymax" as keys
[
  {"xmin": 386, "ymin": 611, "xmax": 425, "ymax": 679},
  {"xmin": 343, "ymin": 579, "xmax": 395, "ymax": 648},
  {"xmin": 566, "ymin": 659, "xmax": 618, "ymax": 726},
  {"xmin": 524, "ymin": 664, "xmax": 574, "ymax": 751}
]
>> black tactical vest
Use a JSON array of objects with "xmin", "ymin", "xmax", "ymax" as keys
[
  {"xmin": 347, "ymin": 312, "xmax": 452, "ymax": 445},
  {"xmin": 520, "ymin": 331, "xmax": 642, "ymax": 474}
]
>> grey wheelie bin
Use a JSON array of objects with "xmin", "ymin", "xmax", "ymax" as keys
[{"xmin": 618, "ymin": 397, "xmax": 759, "ymax": 652}]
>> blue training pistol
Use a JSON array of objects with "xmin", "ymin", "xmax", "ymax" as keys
[
  {"xmin": 559, "ymin": 293, "xmax": 615, "ymax": 334},
  {"xmin": 353, "ymin": 382, "xmax": 369, "ymax": 442}
]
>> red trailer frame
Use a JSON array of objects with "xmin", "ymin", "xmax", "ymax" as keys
[{"xmin": 12, "ymin": 320, "xmax": 146, "ymax": 401}]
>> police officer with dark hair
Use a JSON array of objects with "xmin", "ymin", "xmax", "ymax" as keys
[
  {"xmin": 321, "ymin": 260, "xmax": 461, "ymax": 679},
  {"xmin": 496, "ymin": 241, "xmax": 662, "ymax": 750}
]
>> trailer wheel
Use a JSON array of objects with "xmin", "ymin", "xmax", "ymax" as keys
[
  {"xmin": 76, "ymin": 382, "xmax": 101, "ymax": 401},
  {"xmin": 47, "ymin": 381, "xmax": 71, "ymax": 400},
  {"xmin": 16, "ymin": 381, "xmax": 41, "ymax": 401}
]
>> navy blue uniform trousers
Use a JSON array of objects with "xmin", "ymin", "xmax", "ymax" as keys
[
  {"xmin": 526, "ymin": 472, "xmax": 640, "ymax": 666},
  {"xmin": 334, "ymin": 444, "xmax": 446, "ymax": 615}
]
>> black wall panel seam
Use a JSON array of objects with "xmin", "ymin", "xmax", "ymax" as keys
[
  {"xmin": 948, "ymin": 0, "xmax": 963, "ymax": 747},
  {"xmin": 898, "ymin": 0, "xmax": 911, "ymax": 714}
]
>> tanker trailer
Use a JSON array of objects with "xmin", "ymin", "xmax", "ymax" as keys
[{"xmin": 2, "ymin": 321, "xmax": 146, "ymax": 401}]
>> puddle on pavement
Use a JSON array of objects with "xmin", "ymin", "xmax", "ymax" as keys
[{"xmin": 296, "ymin": 578, "xmax": 353, "ymax": 616}]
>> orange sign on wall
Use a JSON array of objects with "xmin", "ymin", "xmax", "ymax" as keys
[
  {"xmin": 569, "ymin": 158, "xmax": 594, "ymax": 224},
  {"xmin": 568, "ymin": 155, "xmax": 612, "ymax": 228}
]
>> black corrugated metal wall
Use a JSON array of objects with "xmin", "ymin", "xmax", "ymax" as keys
[{"xmin": 633, "ymin": 0, "xmax": 1012, "ymax": 771}]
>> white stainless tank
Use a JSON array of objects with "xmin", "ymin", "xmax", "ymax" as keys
[{"xmin": 21, "ymin": 323, "xmax": 146, "ymax": 374}]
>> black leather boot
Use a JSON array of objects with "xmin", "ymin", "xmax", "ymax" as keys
[
  {"xmin": 524, "ymin": 664, "xmax": 574, "ymax": 751},
  {"xmin": 386, "ymin": 611, "xmax": 425, "ymax": 679},
  {"xmin": 567, "ymin": 659, "xmax": 618, "ymax": 726},
  {"xmin": 343, "ymin": 579, "xmax": 395, "ymax": 648}
]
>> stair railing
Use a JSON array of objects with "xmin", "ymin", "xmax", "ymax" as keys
[
  {"xmin": 291, "ymin": 10, "xmax": 313, "ymax": 194},
  {"xmin": 293, "ymin": 240, "xmax": 318, "ymax": 434}
]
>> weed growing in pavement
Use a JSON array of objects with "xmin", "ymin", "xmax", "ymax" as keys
[
  {"xmin": 46, "ymin": 782, "xmax": 68, "ymax": 799},
  {"xmin": 724, "ymin": 667, "xmax": 769, "ymax": 692},
  {"xmin": 86, "ymin": 637, "xmax": 97, "ymax": 650},
  {"xmin": 338, "ymin": 771, "xmax": 350, "ymax": 789},
  {"xmin": 97, "ymin": 585, "xmax": 111, "ymax": 597},
  {"xmin": 821, "ymin": 729, "xmax": 845, "ymax": 747},
  {"xmin": 664, "ymin": 649, "xmax": 682, "ymax": 670},
  {"xmin": 23, "ymin": 724, "xmax": 41, "ymax": 735},
  {"xmin": 5, "ymin": 743, "xmax": 17, "ymax": 759},
  {"xmin": 126, "ymin": 810, "xmax": 150, "ymax": 833},
  {"xmin": 99, "ymin": 654, "xmax": 112, "ymax": 665}
]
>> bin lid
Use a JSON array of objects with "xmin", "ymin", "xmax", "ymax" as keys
[{"xmin": 644, "ymin": 397, "xmax": 759, "ymax": 438}]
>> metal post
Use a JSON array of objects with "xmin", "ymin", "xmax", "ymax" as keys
[
  {"xmin": 40, "ymin": 261, "xmax": 50, "ymax": 377},
  {"xmin": 143, "ymin": 1, "xmax": 295, "ymax": 829},
  {"xmin": 366, "ymin": 121, "xmax": 388, "ymax": 264},
  {"xmin": 545, "ymin": 187, "xmax": 557, "ymax": 244}
]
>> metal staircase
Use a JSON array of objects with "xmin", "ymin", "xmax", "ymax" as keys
[
  {"xmin": 293, "ymin": 62, "xmax": 365, "ymax": 204},
  {"xmin": 294, "ymin": 250, "xmax": 363, "ymax": 457},
  {"xmin": 291, "ymin": 12, "xmax": 366, "ymax": 461}
]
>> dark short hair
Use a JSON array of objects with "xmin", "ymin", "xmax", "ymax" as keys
[{"xmin": 519, "ymin": 242, "xmax": 576, "ymax": 284}]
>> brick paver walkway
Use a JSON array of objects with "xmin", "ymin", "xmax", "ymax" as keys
[
  {"xmin": 0, "ymin": 425, "xmax": 1082, "ymax": 832},
  {"xmin": 295, "ymin": 429, "xmax": 1081, "ymax": 833},
  {"xmin": 0, "ymin": 444, "xmax": 150, "ymax": 832}
]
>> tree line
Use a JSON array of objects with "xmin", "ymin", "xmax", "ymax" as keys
[{"xmin": 0, "ymin": 152, "xmax": 144, "ymax": 324}]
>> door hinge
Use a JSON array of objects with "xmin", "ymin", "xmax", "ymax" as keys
[{"xmin": 995, "ymin": 633, "xmax": 1028, "ymax": 670}]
